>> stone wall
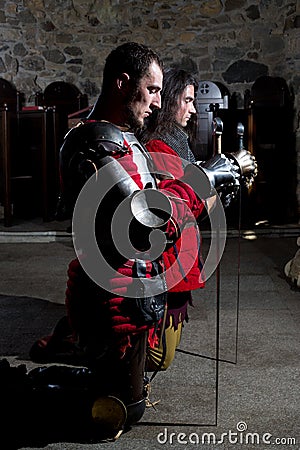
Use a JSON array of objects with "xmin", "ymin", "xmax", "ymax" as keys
[{"xmin": 0, "ymin": 0, "xmax": 299, "ymax": 213}]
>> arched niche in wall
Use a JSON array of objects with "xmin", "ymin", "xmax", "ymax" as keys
[{"xmin": 249, "ymin": 75, "xmax": 297, "ymax": 225}]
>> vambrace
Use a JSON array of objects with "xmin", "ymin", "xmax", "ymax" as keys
[{"xmin": 182, "ymin": 153, "xmax": 240, "ymax": 201}]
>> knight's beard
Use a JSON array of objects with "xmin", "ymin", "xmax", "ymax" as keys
[
  {"xmin": 124, "ymin": 88, "xmax": 143, "ymax": 132},
  {"xmin": 124, "ymin": 106, "xmax": 141, "ymax": 132}
]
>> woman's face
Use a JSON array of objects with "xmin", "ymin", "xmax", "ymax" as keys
[{"xmin": 175, "ymin": 84, "xmax": 196, "ymax": 128}]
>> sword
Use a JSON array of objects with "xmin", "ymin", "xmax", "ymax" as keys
[{"xmin": 230, "ymin": 122, "xmax": 258, "ymax": 187}]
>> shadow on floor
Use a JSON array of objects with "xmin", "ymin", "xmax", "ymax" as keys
[{"xmin": 0, "ymin": 294, "xmax": 122, "ymax": 448}]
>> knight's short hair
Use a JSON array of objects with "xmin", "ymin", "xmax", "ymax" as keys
[{"xmin": 101, "ymin": 42, "xmax": 163, "ymax": 95}]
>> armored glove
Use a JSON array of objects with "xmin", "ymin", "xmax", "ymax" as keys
[
  {"xmin": 197, "ymin": 154, "xmax": 240, "ymax": 190},
  {"xmin": 226, "ymin": 149, "xmax": 258, "ymax": 188},
  {"xmin": 182, "ymin": 153, "xmax": 240, "ymax": 200}
]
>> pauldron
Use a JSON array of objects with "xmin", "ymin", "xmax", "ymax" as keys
[{"xmin": 58, "ymin": 121, "xmax": 129, "ymax": 218}]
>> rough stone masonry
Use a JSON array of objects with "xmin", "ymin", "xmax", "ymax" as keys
[{"xmin": 0, "ymin": 0, "xmax": 299, "ymax": 210}]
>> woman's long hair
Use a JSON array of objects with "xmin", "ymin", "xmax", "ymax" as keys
[{"xmin": 140, "ymin": 68, "xmax": 198, "ymax": 143}]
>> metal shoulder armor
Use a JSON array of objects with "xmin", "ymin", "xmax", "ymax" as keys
[
  {"xmin": 62, "ymin": 120, "xmax": 127, "ymax": 164},
  {"xmin": 58, "ymin": 121, "xmax": 128, "ymax": 217}
]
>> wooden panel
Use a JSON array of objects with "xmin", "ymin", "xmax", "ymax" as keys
[{"xmin": 15, "ymin": 108, "xmax": 59, "ymax": 221}]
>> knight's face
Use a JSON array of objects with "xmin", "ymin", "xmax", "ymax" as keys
[{"xmin": 127, "ymin": 61, "xmax": 163, "ymax": 129}]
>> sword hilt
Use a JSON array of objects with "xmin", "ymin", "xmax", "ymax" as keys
[
  {"xmin": 212, "ymin": 117, "xmax": 223, "ymax": 155},
  {"xmin": 237, "ymin": 122, "xmax": 244, "ymax": 151}
]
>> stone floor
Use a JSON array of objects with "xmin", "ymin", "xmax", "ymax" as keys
[{"xmin": 0, "ymin": 216, "xmax": 299, "ymax": 449}]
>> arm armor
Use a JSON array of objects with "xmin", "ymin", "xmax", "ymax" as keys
[
  {"xmin": 182, "ymin": 153, "xmax": 240, "ymax": 200},
  {"xmin": 57, "ymin": 122, "xmax": 127, "ymax": 218},
  {"xmin": 58, "ymin": 121, "xmax": 172, "ymax": 235}
]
